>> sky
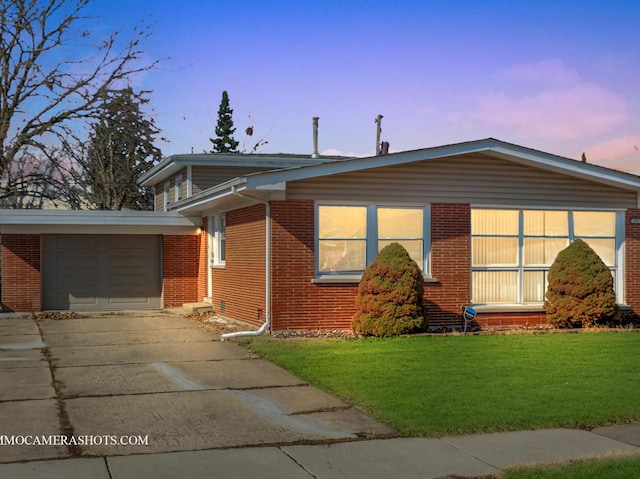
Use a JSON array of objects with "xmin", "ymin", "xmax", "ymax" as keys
[{"xmin": 91, "ymin": 0, "xmax": 640, "ymax": 173}]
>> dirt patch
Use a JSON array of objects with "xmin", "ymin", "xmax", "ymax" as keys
[{"xmin": 184, "ymin": 312, "xmax": 246, "ymax": 335}]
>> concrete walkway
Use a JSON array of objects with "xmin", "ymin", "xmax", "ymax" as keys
[{"xmin": 0, "ymin": 312, "xmax": 639, "ymax": 478}]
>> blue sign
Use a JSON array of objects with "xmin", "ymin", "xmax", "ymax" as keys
[{"xmin": 463, "ymin": 306, "xmax": 477, "ymax": 322}]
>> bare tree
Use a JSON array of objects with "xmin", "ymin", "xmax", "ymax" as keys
[{"xmin": 0, "ymin": 0, "xmax": 157, "ymax": 203}]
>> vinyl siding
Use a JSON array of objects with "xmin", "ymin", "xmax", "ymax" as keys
[
  {"xmin": 155, "ymin": 169, "xmax": 188, "ymax": 211},
  {"xmin": 286, "ymin": 154, "xmax": 636, "ymax": 208},
  {"xmin": 191, "ymin": 166, "xmax": 273, "ymax": 194}
]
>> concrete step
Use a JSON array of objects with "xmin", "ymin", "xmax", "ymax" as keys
[{"xmin": 182, "ymin": 303, "xmax": 214, "ymax": 314}]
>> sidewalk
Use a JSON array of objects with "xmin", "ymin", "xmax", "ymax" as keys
[
  {"xmin": 1, "ymin": 312, "xmax": 639, "ymax": 478},
  {"xmin": 1, "ymin": 425, "xmax": 639, "ymax": 479}
]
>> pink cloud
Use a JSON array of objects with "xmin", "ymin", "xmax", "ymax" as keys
[
  {"xmin": 473, "ymin": 83, "xmax": 628, "ymax": 140},
  {"xmin": 581, "ymin": 136, "xmax": 640, "ymax": 174},
  {"xmin": 496, "ymin": 58, "xmax": 581, "ymax": 86}
]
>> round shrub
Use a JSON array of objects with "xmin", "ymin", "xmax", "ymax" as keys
[
  {"xmin": 545, "ymin": 239, "xmax": 620, "ymax": 328},
  {"xmin": 351, "ymin": 242, "xmax": 427, "ymax": 337}
]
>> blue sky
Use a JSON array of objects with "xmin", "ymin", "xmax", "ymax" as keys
[{"xmin": 93, "ymin": 0, "xmax": 640, "ymax": 172}]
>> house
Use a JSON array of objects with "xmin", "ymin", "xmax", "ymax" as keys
[{"xmin": 2, "ymin": 138, "xmax": 640, "ymax": 331}]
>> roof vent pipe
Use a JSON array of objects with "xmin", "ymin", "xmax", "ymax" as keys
[
  {"xmin": 375, "ymin": 114, "xmax": 383, "ymax": 155},
  {"xmin": 311, "ymin": 117, "xmax": 320, "ymax": 158},
  {"xmin": 380, "ymin": 141, "xmax": 389, "ymax": 155}
]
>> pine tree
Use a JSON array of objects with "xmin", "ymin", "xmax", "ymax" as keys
[
  {"xmin": 210, "ymin": 91, "xmax": 239, "ymax": 153},
  {"xmin": 85, "ymin": 87, "xmax": 163, "ymax": 210}
]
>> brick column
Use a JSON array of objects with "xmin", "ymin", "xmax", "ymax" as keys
[
  {"xmin": 625, "ymin": 209, "xmax": 640, "ymax": 320},
  {"xmin": 1, "ymin": 234, "xmax": 41, "ymax": 312},
  {"xmin": 162, "ymin": 235, "xmax": 200, "ymax": 307},
  {"xmin": 425, "ymin": 204, "xmax": 471, "ymax": 328}
]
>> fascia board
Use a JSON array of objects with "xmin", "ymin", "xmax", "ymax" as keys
[
  {"xmin": 0, "ymin": 224, "xmax": 200, "ymax": 235},
  {"xmin": 0, "ymin": 209, "xmax": 199, "ymax": 227}
]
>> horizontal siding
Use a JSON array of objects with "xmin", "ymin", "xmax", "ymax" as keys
[
  {"xmin": 155, "ymin": 169, "xmax": 187, "ymax": 211},
  {"xmin": 286, "ymin": 154, "xmax": 636, "ymax": 208},
  {"xmin": 192, "ymin": 166, "xmax": 273, "ymax": 194}
]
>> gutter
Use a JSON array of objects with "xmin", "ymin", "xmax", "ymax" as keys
[{"xmin": 221, "ymin": 186, "xmax": 271, "ymax": 340}]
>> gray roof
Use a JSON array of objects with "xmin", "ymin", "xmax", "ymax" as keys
[{"xmin": 138, "ymin": 152, "xmax": 352, "ymax": 186}]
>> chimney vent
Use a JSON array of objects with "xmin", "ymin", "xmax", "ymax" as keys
[
  {"xmin": 311, "ymin": 117, "xmax": 319, "ymax": 158},
  {"xmin": 375, "ymin": 115, "xmax": 383, "ymax": 155}
]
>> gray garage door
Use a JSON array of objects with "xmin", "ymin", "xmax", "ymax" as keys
[{"xmin": 42, "ymin": 235, "xmax": 162, "ymax": 311}]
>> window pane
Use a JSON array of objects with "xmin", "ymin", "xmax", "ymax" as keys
[
  {"xmin": 580, "ymin": 238, "xmax": 616, "ymax": 266},
  {"xmin": 319, "ymin": 206, "xmax": 366, "ymax": 239},
  {"xmin": 378, "ymin": 240, "xmax": 423, "ymax": 268},
  {"xmin": 574, "ymin": 211, "xmax": 616, "ymax": 236},
  {"xmin": 524, "ymin": 238, "xmax": 568, "ymax": 266},
  {"xmin": 524, "ymin": 210, "xmax": 568, "ymax": 236},
  {"xmin": 523, "ymin": 271, "xmax": 547, "ymax": 302},
  {"xmin": 219, "ymin": 216, "xmax": 226, "ymax": 262},
  {"xmin": 472, "ymin": 209, "xmax": 519, "ymax": 235},
  {"xmin": 472, "ymin": 271, "xmax": 518, "ymax": 302},
  {"xmin": 319, "ymin": 240, "xmax": 366, "ymax": 272},
  {"xmin": 472, "ymin": 237, "xmax": 518, "ymax": 266},
  {"xmin": 378, "ymin": 208, "xmax": 422, "ymax": 238}
]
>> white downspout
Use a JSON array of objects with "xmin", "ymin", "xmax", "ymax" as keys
[{"xmin": 221, "ymin": 187, "xmax": 271, "ymax": 340}]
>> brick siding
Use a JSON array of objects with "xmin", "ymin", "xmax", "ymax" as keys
[
  {"xmin": 270, "ymin": 200, "xmax": 357, "ymax": 330},
  {"xmin": 425, "ymin": 203, "xmax": 472, "ymax": 328},
  {"xmin": 267, "ymin": 201, "xmax": 550, "ymax": 331},
  {"xmin": 162, "ymin": 235, "xmax": 201, "ymax": 307},
  {"xmin": 211, "ymin": 204, "xmax": 267, "ymax": 326},
  {"xmin": 1, "ymin": 234, "xmax": 41, "ymax": 311},
  {"xmin": 625, "ymin": 209, "xmax": 640, "ymax": 320}
]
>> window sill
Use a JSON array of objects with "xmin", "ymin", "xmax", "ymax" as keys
[
  {"xmin": 312, "ymin": 274, "xmax": 438, "ymax": 284},
  {"xmin": 211, "ymin": 264, "xmax": 226, "ymax": 269},
  {"xmin": 472, "ymin": 304, "xmax": 545, "ymax": 313}
]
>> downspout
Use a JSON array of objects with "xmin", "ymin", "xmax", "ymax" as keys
[{"xmin": 221, "ymin": 186, "xmax": 271, "ymax": 340}]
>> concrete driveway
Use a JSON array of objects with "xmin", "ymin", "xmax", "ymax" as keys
[{"xmin": 0, "ymin": 312, "xmax": 394, "ymax": 465}]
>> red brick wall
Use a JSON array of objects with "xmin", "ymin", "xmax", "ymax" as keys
[
  {"xmin": 1, "ymin": 234, "xmax": 41, "ymax": 312},
  {"xmin": 625, "ymin": 209, "xmax": 640, "ymax": 320},
  {"xmin": 212, "ymin": 204, "xmax": 267, "ymax": 326},
  {"xmin": 425, "ymin": 204, "xmax": 472, "ymax": 328},
  {"xmin": 270, "ymin": 200, "xmax": 357, "ymax": 330},
  {"xmin": 162, "ymin": 235, "xmax": 201, "ymax": 307},
  {"xmin": 268, "ymin": 201, "xmax": 549, "ymax": 331}
]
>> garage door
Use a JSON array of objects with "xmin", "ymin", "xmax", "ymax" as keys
[{"xmin": 42, "ymin": 235, "xmax": 162, "ymax": 311}]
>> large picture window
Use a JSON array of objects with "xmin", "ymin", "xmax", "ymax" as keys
[
  {"xmin": 471, "ymin": 209, "xmax": 621, "ymax": 304},
  {"xmin": 317, "ymin": 204, "xmax": 429, "ymax": 275}
]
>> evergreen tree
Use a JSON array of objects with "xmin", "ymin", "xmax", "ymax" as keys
[
  {"xmin": 210, "ymin": 91, "xmax": 239, "ymax": 153},
  {"xmin": 84, "ymin": 87, "xmax": 163, "ymax": 210},
  {"xmin": 352, "ymin": 242, "xmax": 427, "ymax": 337},
  {"xmin": 545, "ymin": 239, "xmax": 620, "ymax": 328}
]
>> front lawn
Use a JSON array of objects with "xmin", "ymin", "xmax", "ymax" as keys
[
  {"xmin": 502, "ymin": 454, "xmax": 640, "ymax": 478},
  {"xmin": 241, "ymin": 331, "xmax": 640, "ymax": 437}
]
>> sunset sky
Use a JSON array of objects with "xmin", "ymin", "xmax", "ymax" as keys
[{"xmin": 93, "ymin": 0, "xmax": 640, "ymax": 173}]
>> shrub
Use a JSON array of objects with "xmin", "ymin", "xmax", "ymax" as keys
[
  {"xmin": 545, "ymin": 239, "xmax": 620, "ymax": 328},
  {"xmin": 351, "ymin": 242, "xmax": 427, "ymax": 337}
]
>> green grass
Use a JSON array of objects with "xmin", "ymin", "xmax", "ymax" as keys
[
  {"xmin": 241, "ymin": 331, "xmax": 640, "ymax": 437},
  {"xmin": 501, "ymin": 454, "xmax": 640, "ymax": 478}
]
